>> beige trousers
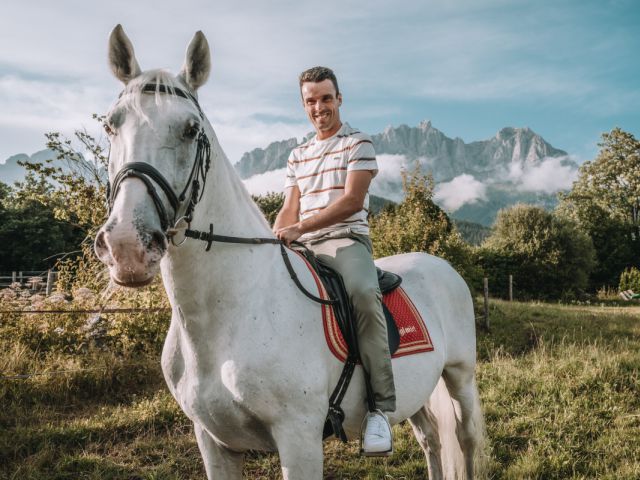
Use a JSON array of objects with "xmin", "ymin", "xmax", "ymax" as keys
[{"xmin": 305, "ymin": 234, "xmax": 396, "ymax": 412}]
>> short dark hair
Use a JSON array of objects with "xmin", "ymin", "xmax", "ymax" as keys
[{"xmin": 299, "ymin": 66, "xmax": 340, "ymax": 96}]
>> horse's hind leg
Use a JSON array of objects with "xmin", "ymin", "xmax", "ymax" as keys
[
  {"xmin": 194, "ymin": 423, "xmax": 244, "ymax": 480},
  {"xmin": 443, "ymin": 364, "xmax": 485, "ymax": 480},
  {"xmin": 409, "ymin": 405, "xmax": 444, "ymax": 480}
]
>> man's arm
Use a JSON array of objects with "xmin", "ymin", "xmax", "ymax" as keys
[
  {"xmin": 273, "ymin": 185, "xmax": 301, "ymax": 232},
  {"xmin": 274, "ymin": 170, "xmax": 373, "ymax": 245}
]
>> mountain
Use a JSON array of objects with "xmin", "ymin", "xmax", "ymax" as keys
[
  {"xmin": 235, "ymin": 138, "xmax": 299, "ymax": 179},
  {"xmin": 235, "ymin": 121, "xmax": 577, "ymax": 226},
  {"xmin": 0, "ymin": 150, "xmax": 57, "ymax": 186},
  {"xmin": 235, "ymin": 121, "xmax": 569, "ymax": 181},
  {"xmin": 373, "ymin": 121, "xmax": 570, "ymax": 182}
]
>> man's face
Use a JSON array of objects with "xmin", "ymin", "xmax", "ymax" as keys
[{"xmin": 301, "ymin": 79, "xmax": 342, "ymax": 139}]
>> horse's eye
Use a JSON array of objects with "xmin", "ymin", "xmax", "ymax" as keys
[
  {"xmin": 184, "ymin": 123, "xmax": 200, "ymax": 140},
  {"xmin": 104, "ymin": 123, "xmax": 115, "ymax": 136}
]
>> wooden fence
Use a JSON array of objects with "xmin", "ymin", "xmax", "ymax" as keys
[{"xmin": 0, "ymin": 270, "xmax": 58, "ymax": 295}]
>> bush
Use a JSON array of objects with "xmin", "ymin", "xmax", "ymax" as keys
[
  {"xmin": 252, "ymin": 191, "xmax": 284, "ymax": 226},
  {"xmin": 0, "ymin": 280, "xmax": 170, "ymax": 356},
  {"xmin": 619, "ymin": 267, "xmax": 640, "ymax": 293},
  {"xmin": 479, "ymin": 204, "xmax": 596, "ymax": 300}
]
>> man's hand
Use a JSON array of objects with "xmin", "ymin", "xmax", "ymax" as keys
[{"xmin": 274, "ymin": 223, "xmax": 304, "ymax": 246}]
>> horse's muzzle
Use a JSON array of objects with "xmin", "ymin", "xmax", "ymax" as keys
[{"xmin": 95, "ymin": 224, "xmax": 167, "ymax": 287}]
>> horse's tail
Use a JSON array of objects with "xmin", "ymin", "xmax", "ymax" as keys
[{"xmin": 429, "ymin": 376, "xmax": 489, "ymax": 479}]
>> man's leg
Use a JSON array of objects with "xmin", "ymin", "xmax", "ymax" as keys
[{"xmin": 306, "ymin": 236, "xmax": 396, "ymax": 412}]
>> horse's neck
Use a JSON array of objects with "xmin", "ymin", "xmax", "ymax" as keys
[
  {"xmin": 195, "ymin": 130, "xmax": 273, "ymax": 239},
  {"xmin": 161, "ymin": 131, "xmax": 278, "ymax": 330}
]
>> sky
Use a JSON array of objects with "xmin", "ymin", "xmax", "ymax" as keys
[{"xmin": 1, "ymin": 0, "xmax": 639, "ymax": 168}]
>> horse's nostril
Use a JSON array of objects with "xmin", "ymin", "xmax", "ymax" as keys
[{"xmin": 149, "ymin": 230, "xmax": 167, "ymax": 251}]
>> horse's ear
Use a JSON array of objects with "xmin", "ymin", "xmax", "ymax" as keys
[
  {"xmin": 108, "ymin": 24, "xmax": 142, "ymax": 84},
  {"xmin": 179, "ymin": 31, "xmax": 211, "ymax": 91}
]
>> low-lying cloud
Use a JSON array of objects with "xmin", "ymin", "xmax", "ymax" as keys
[
  {"xmin": 370, "ymin": 154, "xmax": 411, "ymax": 202},
  {"xmin": 240, "ymin": 154, "xmax": 413, "ymax": 200},
  {"xmin": 240, "ymin": 153, "xmax": 579, "ymax": 212},
  {"xmin": 508, "ymin": 156, "xmax": 578, "ymax": 194},
  {"xmin": 242, "ymin": 167, "xmax": 287, "ymax": 196},
  {"xmin": 434, "ymin": 174, "xmax": 487, "ymax": 211}
]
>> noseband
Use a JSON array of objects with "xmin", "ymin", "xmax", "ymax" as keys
[{"xmin": 106, "ymin": 84, "xmax": 211, "ymax": 236}]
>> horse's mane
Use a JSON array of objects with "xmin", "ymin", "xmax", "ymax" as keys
[{"xmin": 115, "ymin": 69, "xmax": 191, "ymax": 123}]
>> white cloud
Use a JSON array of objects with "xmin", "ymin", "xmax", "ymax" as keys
[
  {"xmin": 369, "ymin": 154, "xmax": 410, "ymax": 201},
  {"xmin": 1, "ymin": 0, "xmax": 637, "ymax": 165},
  {"xmin": 212, "ymin": 119, "xmax": 308, "ymax": 165},
  {"xmin": 0, "ymin": 74, "xmax": 110, "ymax": 160},
  {"xmin": 241, "ymin": 153, "xmax": 412, "ymax": 201},
  {"xmin": 434, "ymin": 174, "xmax": 487, "ymax": 212},
  {"xmin": 508, "ymin": 157, "xmax": 578, "ymax": 194},
  {"xmin": 241, "ymin": 167, "xmax": 287, "ymax": 196}
]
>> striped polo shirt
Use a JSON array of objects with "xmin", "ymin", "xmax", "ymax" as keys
[{"xmin": 285, "ymin": 122, "xmax": 378, "ymax": 241}]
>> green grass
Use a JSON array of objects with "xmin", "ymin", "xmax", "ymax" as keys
[{"xmin": 1, "ymin": 300, "xmax": 639, "ymax": 479}]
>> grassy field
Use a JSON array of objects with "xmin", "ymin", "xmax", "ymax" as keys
[{"xmin": 1, "ymin": 299, "xmax": 639, "ymax": 479}]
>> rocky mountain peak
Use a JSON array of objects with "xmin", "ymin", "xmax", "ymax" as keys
[
  {"xmin": 234, "ymin": 121, "xmax": 570, "ymax": 183},
  {"xmin": 235, "ymin": 137, "xmax": 299, "ymax": 179},
  {"xmin": 418, "ymin": 119, "xmax": 432, "ymax": 131}
]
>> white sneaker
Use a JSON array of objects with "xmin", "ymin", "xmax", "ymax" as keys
[{"xmin": 360, "ymin": 410, "xmax": 393, "ymax": 457}]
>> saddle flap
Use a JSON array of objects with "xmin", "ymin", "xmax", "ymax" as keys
[{"xmin": 377, "ymin": 268, "xmax": 402, "ymax": 294}]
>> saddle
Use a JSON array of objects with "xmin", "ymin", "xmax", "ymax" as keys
[{"xmin": 293, "ymin": 247, "xmax": 402, "ymax": 441}]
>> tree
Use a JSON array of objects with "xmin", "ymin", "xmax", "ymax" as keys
[
  {"xmin": 479, "ymin": 204, "xmax": 596, "ymax": 299},
  {"xmin": 369, "ymin": 168, "xmax": 480, "ymax": 286},
  {"xmin": 10, "ymin": 119, "xmax": 110, "ymax": 290},
  {"xmin": 252, "ymin": 192, "xmax": 284, "ymax": 226},
  {"xmin": 0, "ymin": 181, "xmax": 83, "ymax": 272},
  {"xmin": 557, "ymin": 128, "xmax": 640, "ymax": 288}
]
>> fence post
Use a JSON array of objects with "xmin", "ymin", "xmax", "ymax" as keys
[
  {"xmin": 12, "ymin": 271, "xmax": 16, "ymax": 283},
  {"xmin": 19, "ymin": 271, "xmax": 23, "ymax": 286},
  {"xmin": 46, "ymin": 270, "xmax": 55, "ymax": 296},
  {"xmin": 483, "ymin": 277, "xmax": 490, "ymax": 330},
  {"xmin": 508, "ymin": 274, "xmax": 513, "ymax": 302}
]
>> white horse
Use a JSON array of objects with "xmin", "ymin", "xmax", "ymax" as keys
[{"xmin": 96, "ymin": 25, "xmax": 486, "ymax": 480}]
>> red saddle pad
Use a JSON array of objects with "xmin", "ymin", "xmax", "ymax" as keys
[{"xmin": 295, "ymin": 252, "xmax": 434, "ymax": 363}]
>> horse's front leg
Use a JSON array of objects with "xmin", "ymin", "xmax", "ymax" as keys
[
  {"xmin": 194, "ymin": 423, "xmax": 244, "ymax": 479},
  {"xmin": 272, "ymin": 420, "xmax": 324, "ymax": 480}
]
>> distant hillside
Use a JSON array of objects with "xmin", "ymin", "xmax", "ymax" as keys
[
  {"xmin": 454, "ymin": 219, "xmax": 491, "ymax": 246},
  {"xmin": 369, "ymin": 194, "xmax": 395, "ymax": 215}
]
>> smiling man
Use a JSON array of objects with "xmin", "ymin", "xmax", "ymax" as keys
[{"xmin": 273, "ymin": 66, "xmax": 395, "ymax": 456}]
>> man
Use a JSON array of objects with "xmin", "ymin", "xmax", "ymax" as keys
[{"xmin": 273, "ymin": 66, "xmax": 395, "ymax": 456}]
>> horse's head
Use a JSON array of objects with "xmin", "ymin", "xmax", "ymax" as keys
[{"xmin": 95, "ymin": 25, "xmax": 211, "ymax": 287}]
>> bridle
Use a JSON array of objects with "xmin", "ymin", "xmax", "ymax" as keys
[
  {"xmin": 104, "ymin": 82, "xmax": 335, "ymax": 306},
  {"xmin": 106, "ymin": 84, "xmax": 211, "ymax": 239}
]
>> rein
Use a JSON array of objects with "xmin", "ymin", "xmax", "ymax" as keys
[
  {"xmin": 106, "ymin": 83, "xmax": 335, "ymax": 307},
  {"xmin": 182, "ymin": 224, "xmax": 336, "ymax": 306}
]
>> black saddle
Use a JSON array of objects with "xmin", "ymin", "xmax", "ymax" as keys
[
  {"xmin": 298, "ymin": 248, "xmax": 403, "ymax": 356},
  {"xmin": 377, "ymin": 268, "xmax": 403, "ymax": 354},
  {"xmin": 294, "ymin": 247, "xmax": 402, "ymax": 441}
]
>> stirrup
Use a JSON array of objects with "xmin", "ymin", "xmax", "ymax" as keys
[{"xmin": 359, "ymin": 410, "xmax": 394, "ymax": 457}]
